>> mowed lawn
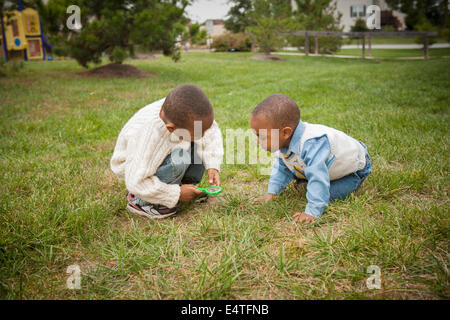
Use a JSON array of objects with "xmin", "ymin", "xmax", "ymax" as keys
[
  {"xmin": 0, "ymin": 52, "xmax": 448, "ymax": 299},
  {"xmin": 335, "ymin": 47, "xmax": 450, "ymax": 58}
]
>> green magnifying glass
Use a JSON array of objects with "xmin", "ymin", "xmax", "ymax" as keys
[{"xmin": 197, "ymin": 186, "xmax": 222, "ymax": 195}]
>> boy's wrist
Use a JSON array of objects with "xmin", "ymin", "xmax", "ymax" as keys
[{"xmin": 204, "ymin": 162, "xmax": 221, "ymax": 172}]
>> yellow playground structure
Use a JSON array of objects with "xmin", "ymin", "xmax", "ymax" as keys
[{"xmin": 0, "ymin": 7, "xmax": 50, "ymax": 61}]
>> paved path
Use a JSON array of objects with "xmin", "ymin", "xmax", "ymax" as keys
[
  {"xmin": 273, "ymin": 52, "xmax": 450, "ymax": 60},
  {"xmin": 283, "ymin": 43, "xmax": 450, "ymax": 51}
]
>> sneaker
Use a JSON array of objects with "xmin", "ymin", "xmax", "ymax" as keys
[
  {"xmin": 195, "ymin": 192, "xmax": 209, "ymax": 204},
  {"xmin": 126, "ymin": 193, "xmax": 177, "ymax": 219}
]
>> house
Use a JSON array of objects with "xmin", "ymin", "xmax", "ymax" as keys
[
  {"xmin": 332, "ymin": 0, "xmax": 407, "ymax": 31},
  {"xmin": 204, "ymin": 19, "xmax": 226, "ymax": 37}
]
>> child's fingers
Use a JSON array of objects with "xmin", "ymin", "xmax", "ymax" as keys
[
  {"xmin": 193, "ymin": 188, "xmax": 204, "ymax": 195},
  {"xmin": 208, "ymin": 171, "xmax": 220, "ymax": 186}
]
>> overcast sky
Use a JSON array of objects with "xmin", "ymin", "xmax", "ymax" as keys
[{"xmin": 185, "ymin": 0, "xmax": 232, "ymax": 23}]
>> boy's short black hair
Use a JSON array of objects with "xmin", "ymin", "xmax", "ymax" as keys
[
  {"xmin": 162, "ymin": 84, "xmax": 213, "ymax": 128},
  {"xmin": 252, "ymin": 94, "xmax": 300, "ymax": 129}
]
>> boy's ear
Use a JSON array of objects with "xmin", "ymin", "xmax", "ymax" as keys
[
  {"xmin": 281, "ymin": 126, "xmax": 293, "ymax": 139},
  {"xmin": 165, "ymin": 123, "xmax": 176, "ymax": 133}
]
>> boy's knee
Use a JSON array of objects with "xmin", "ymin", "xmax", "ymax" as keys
[
  {"xmin": 170, "ymin": 148, "xmax": 192, "ymax": 170},
  {"xmin": 155, "ymin": 149, "xmax": 190, "ymax": 184}
]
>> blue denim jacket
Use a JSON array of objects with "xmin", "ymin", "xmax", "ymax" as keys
[{"xmin": 268, "ymin": 121, "xmax": 367, "ymax": 218}]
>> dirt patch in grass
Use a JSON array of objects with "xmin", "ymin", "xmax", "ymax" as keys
[
  {"xmin": 251, "ymin": 54, "xmax": 283, "ymax": 61},
  {"xmin": 78, "ymin": 140, "xmax": 115, "ymax": 153},
  {"xmin": 79, "ymin": 63, "xmax": 157, "ymax": 78},
  {"xmin": 26, "ymin": 99, "xmax": 71, "ymax": 119},
  {"xmin": 383, "ymin": 161, "xmax": 405, "ymax": 170},
  {"xmin": 97, "ymin": 168, "xmax": 122, "ymax": 194},
  {"xmin": 4, "ymin": 77, "xmax": 37, "ymax": 87}
]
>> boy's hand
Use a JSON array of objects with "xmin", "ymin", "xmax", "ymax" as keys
[
  {"xmin": 208, "ymin": 168, "xmax": 220, "ymax": 186},
  {"xmin": 255, "ymin": 193, "xmax": 276, "ymax": 202},
  {"xmin": 293, "ymin": 212, "xmax": 316, "ymax": 224},
  {"xmin": 179, "ymin": 184, "xmax": 204, "ymax": 202}
]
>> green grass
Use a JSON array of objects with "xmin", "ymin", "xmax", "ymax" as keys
[
  {"xmin": 0, "ymin": 52, "xmax": 449, "ymax": 299},
  {"xmin": 335, "ymin": 47, "xmax": 450, "ymax": 58}
]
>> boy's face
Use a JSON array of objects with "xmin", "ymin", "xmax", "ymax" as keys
[
  {"xmin": 183, "ymin": 114, "xmax": 214, "ymax": 141},
  {"xmin": 161, "ymin": 109, "xmax": 214, "ymax": 142},
  {"xmin": 250, "ymin": 114, "xmax": 293, "ymax": 152}
]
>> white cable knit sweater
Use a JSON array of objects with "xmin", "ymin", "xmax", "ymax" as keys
[{"xmin": 110, "ymin": 98, "xmax": 224, "ymax": 208}]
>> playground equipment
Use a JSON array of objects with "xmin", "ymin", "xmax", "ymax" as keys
[{"xmin": 0, "ymin": 7, "xmax": 51, "ymax": 61}]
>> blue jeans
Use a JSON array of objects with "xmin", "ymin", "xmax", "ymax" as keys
[
  {"xmin": 133, "ymin": 143, "xmax": 205, "ymax": 207},
  {"xmin": 329, "ymin": 143, "xmax": 372, "ymax": 201}
]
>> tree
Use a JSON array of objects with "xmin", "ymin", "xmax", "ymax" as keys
[
  {"xmin": 247, "ymin": 0, "xmax": 293, "ymax": 55},
  {"xmin": 224, "ymin": 0, "xmax": 254, "ymax": 33},
  {"xmin": 290, "ymin": 0, "xmax": 343, "ymax": 54},
  {"xmin": 292, "ymin": 0, "xmax": 342, "ymax": 31},
  {"xmin": 183, "ymin": 23, "xmax": 207, "ymax": 46},
  {"xmin": 385, "ymin": 0, "xmax": 449, "ymax": 30},
  {"xmin": 351, "ymin": 18, "xmax": 369, "ymax": 32},
  {"xmin": 349, "ymin": 18, "xmax": 369, "ymax": 47},
  {"xmin": 37, "ymin": 0, "xmax": 190, "ymax": 68}
]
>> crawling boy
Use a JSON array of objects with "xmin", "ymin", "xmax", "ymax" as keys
[
  {"xmin": 110, "ymin": 84, "xmax": 224, "ymax": 219},
  {"xmin": 251, "ymin": 94, "xmax": 372, "ymax": 224}
]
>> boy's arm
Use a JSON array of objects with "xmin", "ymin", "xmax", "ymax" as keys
[
  {"xmin": 267, "ymin": 155, "xmax": 294, "ymax": 195},
  {"xmin": 201, "ymin": 120, "xmax": 224, "ymax": 172},
  {"xmin": 124, "ymin": 127, "xmax": 181, "ymax": 209},
  {"xmin": 302, "ymin": 136, "xmax": 332, "ymax": 218}
]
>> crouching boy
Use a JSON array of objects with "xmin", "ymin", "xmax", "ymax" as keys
[{"xmin": 111, "ymin": 84, "xmax": 224, "ymax": 219}]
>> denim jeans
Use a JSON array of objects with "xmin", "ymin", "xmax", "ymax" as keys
[
  {"xmin": 133, "ymin": 142, "xmax": 205, "ymax": 207},
  {"xmin": 329, "ymin": 142, "xmax": 372, "ymax": 202}
]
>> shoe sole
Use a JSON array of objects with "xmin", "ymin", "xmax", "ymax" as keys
[{"xmin": 126, "ymin": 203, "xmax": 177, "ymax": 219}]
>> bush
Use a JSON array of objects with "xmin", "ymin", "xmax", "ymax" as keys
[
  {"xmin": 414, "ymin": 19, "xmax": 438, "ymax": 47},
  {"xmin": 0, "ymin": 58, "xmax": 6, "ymax": 77},
  {"xmin": 351, "ymin": 18, "xmax": 369, "ymax": 32},
  {"xmin": 48, "ymin": 34, "xmax": 71, "ymax": 58},
  {"xmin": 382, "ymin": 25, "xmax": 396, "ymax": 32},
  {"xmin": 440, "ymin": 28, "xmax": 450, "ymax": 43},
  {"xmin": 212, "ymin": 33, "xmax": 252, "ymax": 52},
  {"xmin": 109, "ymin": 46, "xmax": 128, "ymax": 63},
  {"xmin": 0, "ymin": 58, "xmax": 25, "ymax": 77},
  {"xmin": 289, "ymin": 35, "xmax": 342, "ymax": 54}
]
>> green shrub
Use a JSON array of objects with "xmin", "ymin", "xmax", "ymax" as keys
[
  {"xmin": 108, "ymin": 46, "xmax": 128, "ymax": 63},
  {"xmin": 382, "ymin": 25, "xmax": 396, "ymax": 32},
  {"xmin": 0, "ymin": 58, "xmax": 25, "ymax": 77},
  {"xmin": 0, "ymin": 58, "xmax": 6, "ymax": 77},
  {"xmin": 351, "ymin": 18, "xmax": 369, "ymax": 32},
  {"xmin": 289, "ymin": 35, "xmax": 342, "ymax": 54},
  {"xmin": 414, "ymin": 19, "xmax": 438, "ymax": 47},
  {"xmin": 440, "ymin": 28, "xmax": 450, "ymax": 43},
  {"xmin": 212, "ymin": 33, "xmax": 252, "ymax": 52}
]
